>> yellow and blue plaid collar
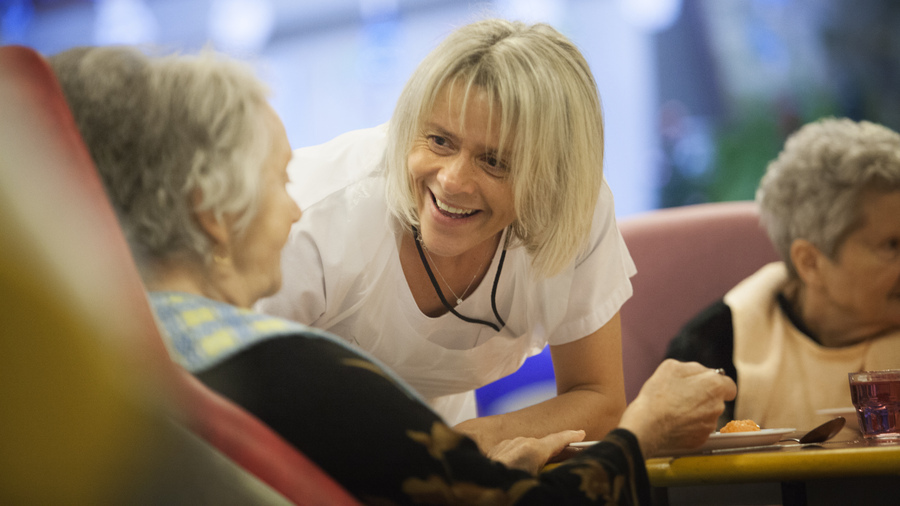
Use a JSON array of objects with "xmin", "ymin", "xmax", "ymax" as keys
[
  {"xmin": 149, "ymin": 291, "xmax": 431, "ymax": 408},
  {"xmin": 149, "ymin": 291, "xmax": 311, "ymax": 373}
]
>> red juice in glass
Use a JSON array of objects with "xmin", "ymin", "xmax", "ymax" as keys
[{"xmin": 848, "ymin": 370, "xmax": 900, "ymax": 439}]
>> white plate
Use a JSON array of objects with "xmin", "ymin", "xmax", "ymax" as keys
[
  {"xmin": 569, "ymin": 428, "xmax": 796, "ymax": 453},
  {"xmin": 695, "ymin": 427, "xmax": 797, "ymax": 451},
  {"xmin": 568, "ymin": 441, "xmax": 601, "ymax": 448}
]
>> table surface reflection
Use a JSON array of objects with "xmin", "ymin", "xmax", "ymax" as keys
[
  {"xmin": 647, "ymin": 438, "xmax": 900, "ymax": 506},
  {"xmin": 647, "ymin": 438, "xmax": 900, "ymax": 487}
]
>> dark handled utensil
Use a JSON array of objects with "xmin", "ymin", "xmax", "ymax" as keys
[{"xmin": 781, "ymin": 416, "xmax": 846, "ymax": 444}]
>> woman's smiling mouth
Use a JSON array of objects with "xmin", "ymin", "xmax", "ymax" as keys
[{"xmin": 432, "ymin": 191, "xmax": 477, "ymax": 218}]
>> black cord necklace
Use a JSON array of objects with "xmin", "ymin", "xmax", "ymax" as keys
[{"xmin": 412, "ymin": 226, "xmax": 507, "ymax": 332}]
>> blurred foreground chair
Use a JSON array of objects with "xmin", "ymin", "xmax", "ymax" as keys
[
  {"xmin": 618, "ymin": 201, "xmax": 779, "ymax": 402},
  {"xmin": 0, "ymin": 45, "xmax": 358, "ymax": 505}
]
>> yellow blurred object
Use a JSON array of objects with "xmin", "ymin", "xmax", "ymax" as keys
[
  {"xmin": 0, "ymin": 46, "xmax": 166, "ymax": 503},
  {"xmin": 0, "ymin": 217, "xmax": 158, "ymax": 504}
]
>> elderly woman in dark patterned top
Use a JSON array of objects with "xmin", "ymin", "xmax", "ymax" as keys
[
  {"xmin": 51, "ymin": 44, "xmax": 734, "ymax": 505},
  {"xmin": 667, "ymin": 118, "xmax": 900, "ymax": 437}
]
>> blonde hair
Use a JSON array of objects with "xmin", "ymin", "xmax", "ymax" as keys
[{"xmin": 384, "ymin": 19, "xmax": 605, "ymax": 277}]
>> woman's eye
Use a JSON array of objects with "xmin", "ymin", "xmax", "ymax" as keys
[
  {"xmin": 877, "ymin": 237, "xmax": 900, "ymax": 259},
  {"xmin": 480, "ymin": 155, "xmax": 509, "ymax": 177},
  {"xmin": 428, "ymin": 135, "xmax": 451, "ymax": 151}
]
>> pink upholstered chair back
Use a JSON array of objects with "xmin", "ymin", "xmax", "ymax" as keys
[
  {"xmin": 0, "ymin": 44, "xmax": 359, "ymax": 506},
  {"xmin": 618, "ymin": 201, "xmax": 780, "ymax": 401}
]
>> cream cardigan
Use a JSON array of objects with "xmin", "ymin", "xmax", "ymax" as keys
[{"xmin": 727, "ymin": 262, "xmax": 900, "ymax": 439}]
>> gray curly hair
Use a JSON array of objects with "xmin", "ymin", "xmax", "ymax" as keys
[
  {"xmin": 757, "ymin": 117, "xmax": 900, "ymax": 278},
  {"xmin": 49, "ymin": 45, "xmax": 272, "ymax": 267}
]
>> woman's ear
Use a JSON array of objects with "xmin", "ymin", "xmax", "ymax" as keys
[
  {"xmin": 192, "ymin": 189, "xmax": 230, "ymax": 248},
  {"xmin": 790, "ymin": 239, "xmax": 825, "ymax": 288}
]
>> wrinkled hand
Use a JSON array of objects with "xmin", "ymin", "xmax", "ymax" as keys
[
  {"xmin": 487, "ymin": 430, "xmax": 586, "ymax": 475},
  {"xmin": 619, "ymin": 359, "xmax": 736, "ymax": 457}
]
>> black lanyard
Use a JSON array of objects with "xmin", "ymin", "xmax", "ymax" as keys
[{"xmin": 412, "ymin": 227, "xmax": 507, "ymax": 332}]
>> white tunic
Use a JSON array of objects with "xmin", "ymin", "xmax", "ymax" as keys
[{"xmin": 257, "ymin": 124, "xmax": 637, "ymax": 424}]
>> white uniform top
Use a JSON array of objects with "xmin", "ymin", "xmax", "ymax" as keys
[{"xmin": 257, "ymin": 124, "xmax": 637, "ymax": 424}]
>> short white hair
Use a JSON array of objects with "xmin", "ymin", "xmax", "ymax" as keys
[
  {"xmin": 50, "ymin": 46, "xmax": 272, "ymax": 266},
  {"xmin": 384, "ymin": 18, "xmax": 605, "ymax": 277},
  {"xmin": 757, "ymin": 117, "xmax": 900, "ymax": 277}
]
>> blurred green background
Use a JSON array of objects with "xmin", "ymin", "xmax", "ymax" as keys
[
  {"xmin": 3, "ymin": 0, "xmax": 899, "ymax": 212},
  {"xmin": 655, "ymin": 0, "xmax": 900, "ymax": 208}
]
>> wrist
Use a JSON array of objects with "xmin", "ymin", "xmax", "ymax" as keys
[
  {"xmin": 618, "ymin": 411, "xmax": 658, "ymax": 458},
  {"xmin": 454, "ymin": 415, "xmax": 502, "ymax": 454}
]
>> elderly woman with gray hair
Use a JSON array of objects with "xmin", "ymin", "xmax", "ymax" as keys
[
  {"xmin": 49, "ymin": 46, "xmax": 300, "ymax": 309},
  {"xmin": 51, "ymin": 44, "xmax": 736, "ymax": 504},
  {"xmin": 667, "ymin": 117, "xmax": 900, "ymax": 436}
]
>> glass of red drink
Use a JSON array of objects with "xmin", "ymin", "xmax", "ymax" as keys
[{"xmin": 848, "ymin": 369, "xmax": 900, "ymax": 440}]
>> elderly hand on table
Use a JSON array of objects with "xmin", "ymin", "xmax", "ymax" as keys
[
  {"xmin": 487, "ymin": 429, "xmax": 587, "ymax": 475},
  {"xmin": 620, "ymin": 359, "xmax": 737, "ymax": 458},
  {"xmin": 487, "ymin": 360, "xmax": 735, "ymax": 473}
]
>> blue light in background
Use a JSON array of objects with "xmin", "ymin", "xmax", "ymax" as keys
[
  {"xmin": 209, "ymin": 0, "xmax": 275, "ymax": 56},
  {"xmin": 94, "ymin": 0, "xmax": 159, "ymax": 45},
  {"xmin": 1, "ymin": 0, "xmax": 35, "ymax": 44}
]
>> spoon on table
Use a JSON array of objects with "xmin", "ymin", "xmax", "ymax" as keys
[{"xmin": 780, "ymin": 416, "xmax": 846, "ymax": 445}]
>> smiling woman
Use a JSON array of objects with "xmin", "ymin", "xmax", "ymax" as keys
[
  {"xmin": 404, "ymin": 84, "xmax": 515, "ymax": 319},
  {"xmin": 257, "ymin": 17, "xmax": 635, "ymax": 454}
]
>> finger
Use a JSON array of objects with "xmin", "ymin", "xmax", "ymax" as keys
[
  {"xmin": 543, "ymin": 430, "xmax": 586, "ymax": 450},
  {"xmin": 722, "ymin": 379, "xmax": 737, "ymax": 401},
  {"xmin": 710, "ymin": 373, "xmax": 737, "ymax": 401},
  {"xmin": 661, "ymin": 359, "xmax": 714, "ymax": 377},
  {"xmin": 550, "ymin": 429, "xmax": 586, "ymax": 445}
]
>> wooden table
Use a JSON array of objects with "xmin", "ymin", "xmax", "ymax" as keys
[{"xmin": 647, "ymin": 439, "xmax": 900, "ymax": 505}]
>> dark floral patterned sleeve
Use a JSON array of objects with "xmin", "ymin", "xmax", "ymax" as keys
[{"xmin": 196, "ymin": 333, "xmax": 650, "ymax": 505}]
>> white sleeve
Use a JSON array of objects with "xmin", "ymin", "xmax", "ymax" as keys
[
  {"xmin": 286, "ymin": 124, "xmax": 388, "ymax": 209},
  {"xmin": 255, "ymin": 124, "xmax": 388, "ymax": 324},
  {"xmin": 548, "ymin": 180, "xmax": 636, "ymax": 345},
  {"xmin": 256, "ymin": 224, "xmax": 328, "ymax": 325}
]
